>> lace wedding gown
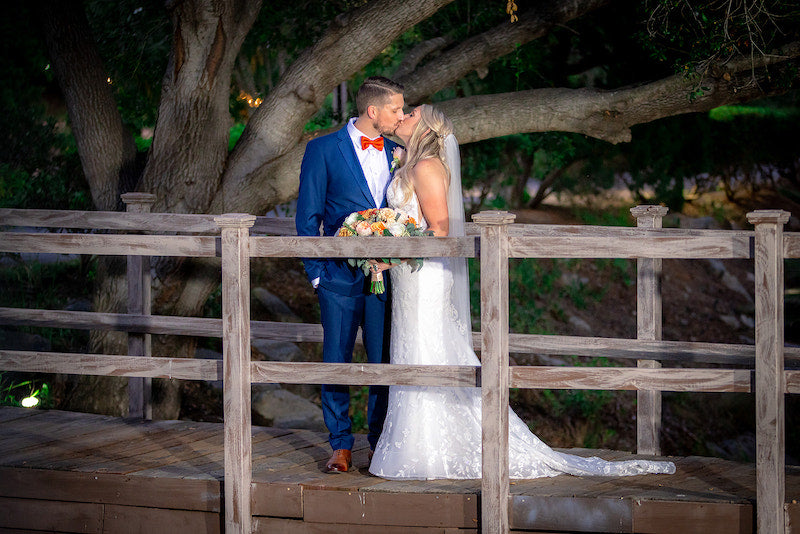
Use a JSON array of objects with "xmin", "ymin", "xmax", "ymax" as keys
[{"xmin": 369, "ymin": 166, "xmax": 676, "ymax": 480}]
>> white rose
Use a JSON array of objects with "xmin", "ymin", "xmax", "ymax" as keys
[{"xmin": 387, "ymin": 222, "xmax": 407, "ymax": 236}]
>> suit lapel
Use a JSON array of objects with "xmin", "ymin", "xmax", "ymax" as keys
[{"xmin": 337, "ymin": 127, "xmax": 376, "ymax": 208}]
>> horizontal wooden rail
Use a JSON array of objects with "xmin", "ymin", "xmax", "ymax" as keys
[
  {"xmin": 0, "ymin": 233, "xmax": 220, "ymax": 257},
  {"xmin": 4, "ymin": 349, "xmax": 799, "ymax": 394},
  {"xmin": 510, "ymin": 333, "xmax": 800, "ymax": 365},
  {"xmin": 251, "ymin": 362, "xmax": 480, "ymax": 387},
  {"xmin": 0, "ymin": 350, "xmax": 221, "ymax": 380},
  {"xmin": 0, "ymin": 208, "xmax": 296, "ymax": 235},
  {"xmin": 248, "ymin": 235, "xmax": 477, "ymax": 258},
  {"xmin": 510, "ymin": 366, "xmax": 753, "ymax": 392},
  {"xmin": 0, "ymin": 307, "xmax": 222, "ymax": 337},
  {"xmin": 509, "ymin": 234, "xmax": 753, "ymax": 259},
  {"xmin": 4, "ymin": 307, "xmax": 800, "ymax": 366},
  {"xmin": 786, "ymin": 233, "xmax": 800, "ymax": 258},
  {"xmin": 508, "ymin": 224, "xmax": 753, "ymax": 239}
]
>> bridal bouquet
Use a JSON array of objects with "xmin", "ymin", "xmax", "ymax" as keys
[{"xmin": 337, "ymin": 207, "xmax": 431, "ymax": 293}]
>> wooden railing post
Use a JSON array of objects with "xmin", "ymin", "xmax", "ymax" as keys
[
  {"xmin": 630, "ymin": 205, "xmax": 668, "ymax": 456},
  {"xmin": 747, "ymin": 209, "xmax": 790, "ymax": 534},
  {"xmin": 473, "ymin": 210, "xmax": 515, "ymax": 534},
  {"xmin": 122, "ymin": 192, "xmax": 155, "ymax": 419},
  {"xmin": 215, "ymin": 213, "xmax": 256, "ymax": 534}
]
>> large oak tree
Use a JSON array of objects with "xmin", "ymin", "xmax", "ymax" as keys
[{"xmin": 35, "ymin": 0, "xmax": 800, "ymax": 416}]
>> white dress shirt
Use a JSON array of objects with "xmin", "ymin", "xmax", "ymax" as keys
[{"xmin": 347, "ymin": 118, "xmax": 391, "ymax": 208}]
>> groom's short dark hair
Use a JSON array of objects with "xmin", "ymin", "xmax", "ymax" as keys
[{"xmin": 356, "ymin": 76, "xmax": 404, "ymax": 116}]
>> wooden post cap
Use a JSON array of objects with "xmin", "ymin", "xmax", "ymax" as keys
[
  {"xmin": 472, "ymin": 210, "xmax": 516, "ymax": 226},
  {"xmin": 746, "ymin": 210, "xmax": 791, "ymax": 225},
  {"xmin": 630, "ymin": 205, "xmax": 669, "ymax": 219},
  {"xmin": 214, "ymin": 214, "xmax": 257, "ymax": 228},
  {"xmin": 121, "ymin": 193, "xmax": 157, "ymax": 205}
]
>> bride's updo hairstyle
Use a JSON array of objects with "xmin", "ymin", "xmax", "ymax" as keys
[{"xmin": 394, "ymin": 104, "xmax": 454, "ymax": 205}]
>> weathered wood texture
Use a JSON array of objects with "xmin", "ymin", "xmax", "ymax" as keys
[
  {"xmin": 122, "ymin": 193, "xmax": 154, "ymax": 420},
  {"xmin": 474, "ymin": 211, "xmax": 515, "ymax": 534},
  {"xmin": 6, "ymin": 350, "xmax": 798, "ymax": 394},
  {"xmin": 784, "ymin": 233, "xmax": 800, "ymax": 258},
  {"xmin": 0, "ymin": 232, "xmax": 220, "ymax": 257},
  {"xmin": 4, "ymin": 306, "xmax": 800, "ymax": 366},
  {"xmin": 252, "ymin": 361, "xmax": 479, "ymax": 387},
  {"xmin": 0, "ymin": 207, "xmax": 294, "ymax": 235},
  {"xmin": 216, "ymin": 214, "xmax": 256, "ymax": 534},
  {"xmin": 0, "ymin": 350, "xmax": 222, "ymax": 380},
  {"xmin": 508, "ymin": 233, "xmax": 755, "ymax": 258},
  {"xmin": 2, "ymin": 407, "xmax": 799, "ymax": 534},
  {"xmin": 632, "ymin": 205, "xmax": 668, "ymax": 456},
  {"xmin": 510, "ymin": 366, "xmax": 753, "ymax": 392},
  {"xmin": 748, "ymin": 210, "xmax": 790, "ymax": 534},
  {"xmin": 249, "ymin": 235, "xmax": 477, "ymax": 258}
]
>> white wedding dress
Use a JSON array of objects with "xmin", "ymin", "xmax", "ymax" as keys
[{"xmin": 369, "ymin": 136, "xmax": 676, "ymax": 480}]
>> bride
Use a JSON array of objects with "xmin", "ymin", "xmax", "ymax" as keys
[{"xmin": 368, "ymin": 105, "xmax": 676, "ymax": 480}]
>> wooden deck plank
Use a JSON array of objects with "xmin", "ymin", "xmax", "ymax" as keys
[
  {"xmin": 0, "ymin": 406, "xmax": 41, "ymax": 423},
  {"xmin": 1, "ymin": 408, "xmax": 797, "ymax": 534},
  {"xmin": 102, "ymin": 503, "xmax": 222, "ymax": 534},
  {"xmin": 0, "ymin": 496, "xmax": 103, "ymax": 533},
  {"xmin": 129, "ymin": 425, "xmax": 292, "ymax": 479},
  {"xmin": 632, "ymin": 500, "xmax": 753, "ymax": 534},
  {"xmin": 510, "ymin": 494, "xmax": 633, "ymax": 532},
  {"xmin": 0, "ymin": 466, "xmax": 221, "ymax": 511},
  {"xmin": 254, "ymin": 516, "xmax": 479, "ymax": 533},
  {"xmin": 1, "ymin": 419, "xmax": 186, "ymax": 468},
  {"xmin": 303, "ymin": 489, "xmax": 480, "ymax": 528},
  {"xmin": 41, "ymin": 426, "xmax": 216, "ymax": 473},
  {"xmin": 0, "ymin": 410, "xmax": 121, "ymax": 454}
]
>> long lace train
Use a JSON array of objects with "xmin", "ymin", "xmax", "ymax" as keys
[{"xmin": 369, "ymin": 175, "xmax": 675, "ymax": 480}]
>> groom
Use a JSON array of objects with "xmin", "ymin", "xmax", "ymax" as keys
[{"xmin": 296, "ymin": 76, "xmax": 405, "ymax": 473}]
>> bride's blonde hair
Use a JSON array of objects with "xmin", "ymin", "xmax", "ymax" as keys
[{"xmin": 394, "ymin": 105, "xmax": 454, "ymax": 205}]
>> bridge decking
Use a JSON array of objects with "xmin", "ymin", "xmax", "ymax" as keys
[{"xmin": 0, "ymin": 406, "xmax": 797, "ymax": 533}]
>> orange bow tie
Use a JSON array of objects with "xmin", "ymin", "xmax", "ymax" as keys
[{"xmin": 360, "ymin": 136, "xmax": 384, "ymax": 151}]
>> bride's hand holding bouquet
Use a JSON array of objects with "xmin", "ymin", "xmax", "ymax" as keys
[{"xmin": 337, "ymin": 207, "xmax": 431, "ymax": 294}]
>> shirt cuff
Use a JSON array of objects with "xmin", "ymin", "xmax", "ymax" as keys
[{"xmin": 311, "ymin": 277, "xmax": 320, "ymax": 288}]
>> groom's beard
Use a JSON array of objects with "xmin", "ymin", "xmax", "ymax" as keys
[{"xmin": 375, "ymin": 119, "xmax": 399, "ymax": 137}]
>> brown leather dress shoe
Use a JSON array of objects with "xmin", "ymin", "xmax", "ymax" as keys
[{"xmin": 325, "ymin": 449, "xmax": 352, "ymax": 473}]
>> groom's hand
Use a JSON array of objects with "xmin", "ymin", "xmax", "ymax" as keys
[{"xmin": 367, "ymin": 260, "xmax": 394, "ymax": 273}]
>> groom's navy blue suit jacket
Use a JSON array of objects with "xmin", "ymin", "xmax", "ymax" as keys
[{"xmin": 295, "ymin": 125, "xmax": 399, "ymax": 297}]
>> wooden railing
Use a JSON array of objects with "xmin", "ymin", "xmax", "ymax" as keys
[{"xmin": 0, "ymin": 196, "xmax": 797, "ymax": 534}]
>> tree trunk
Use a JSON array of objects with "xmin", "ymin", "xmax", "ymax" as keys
[
  {"xmin": 39, "ymin": 0, "xmax": 138, "ymax": 211},
  {"xmin": 141, "ymin": 0, "xmax": 262, "ymax": 214}
]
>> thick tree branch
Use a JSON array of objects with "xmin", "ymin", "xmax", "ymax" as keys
[
  {"xmin": 438, "ymin": 42, "xmax": 800, "ymax": 145},
  {"xmin": 394, "ymin": 36, "xmax": 452, "ymax": 79},
  {"xmin": 399, "ymin": 0, "xmax": 612, "ymax": 105},
  {"xmin": 39, "ymin": 0, "xmax": 137, "ymax": 211},
  {"xmin": 213, "ymin": 0, "xmax": 454, "ymax": 213}
]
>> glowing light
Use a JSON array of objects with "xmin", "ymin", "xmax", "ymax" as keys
[
  {"xmin": 21, "ymin": 396, "xmax": 39, "ymax": 408},
  {"xmin": 237, "ymin": 90, "xmax": 262, "ymax": 108},
  {"xmin": 107, "ymin": 77, "xmax": 113, "ymax": 84}
]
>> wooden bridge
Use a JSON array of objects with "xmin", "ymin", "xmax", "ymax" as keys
[
  {"xmin": 1, "ymin": 194, "xmax": 798, "ymax": 533},
  {"xmin": 3, "ymin": 405, "xmax": 799, "ymax": 533}
]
